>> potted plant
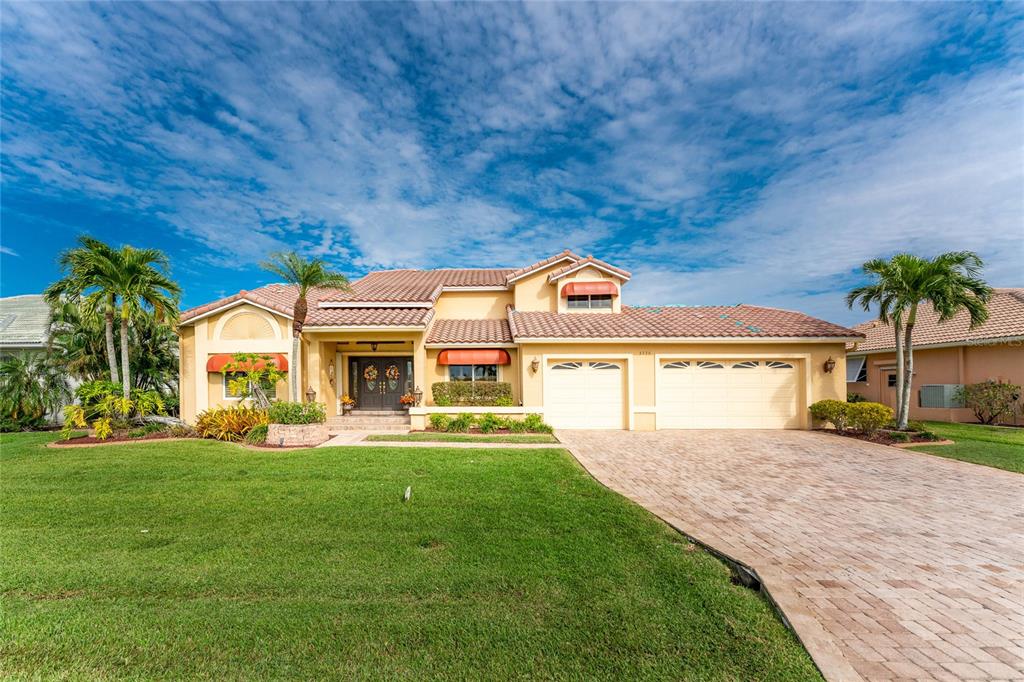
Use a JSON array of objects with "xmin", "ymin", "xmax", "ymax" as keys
[
  {"xmin": 341, "ymin": 395, "xmax": 355, "ymax": 415},
  {"xmin": 399, "ymin": 393, "xmax": 415, "ymax": 410}
]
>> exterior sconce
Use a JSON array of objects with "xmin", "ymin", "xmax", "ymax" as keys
[
  {"xmin": 413, "ymin": 385, "xmax": 423, "ymax": 406},
  {"xmin": 370, "ymin": 342, "xmax": 379, "ymax": 352},
  {"xmin": 530, "ymin": 358, "xmax": 540, "ymax": 374},
  {"xmin": 305, "ymin": 386, "xmax": 317, "ymax": 403},
  {"xmin": 823, "ymin": 356, "xmax": 836, "ymax": 374},
  {"xmin": 327, "ymin": 361, "xmax": 335, "ymax": 386}
]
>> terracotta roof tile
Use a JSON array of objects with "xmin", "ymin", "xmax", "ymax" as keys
[
  {"xmin": 848, "ymin": 288, "xmax": 1024, "ymax": 353},
  {"xmin": 426, "ymin": 319, "xmax": 513, "ymax": 344},
  {"xmin": 504, "ymin": 250, "xmax": 580, "ymax": 283},
  {"xmin": 547, "ymin": 255, "xmax": 631, "ymax": 282},
  {"xmin": 307, "ymin": 306, "xmax": 432, "ymax": 327},
  {"xmin": 324, "ymin": 269, "xmax": 512, "ymax": 303},
  {"xmin": 508, "ymin": 305, "xmax": 860, "ymax": 339}
]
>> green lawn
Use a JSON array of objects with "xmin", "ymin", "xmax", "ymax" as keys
[
  {"xmin": 366, "ymin": 432, "xmax": 559, "ymax": 444},
  {"xmin": 0, "ymin": 433, "xmax": 818, "ymax": 680},
  {"xmin": 908, "ymin": 421, "xmax": 1024, "ymax": 473}
]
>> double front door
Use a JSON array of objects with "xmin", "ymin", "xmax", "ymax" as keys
[{"xmin": 352, "ymin": 357, "xmax": 411, "ymax": 410}]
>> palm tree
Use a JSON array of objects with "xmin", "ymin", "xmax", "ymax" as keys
[
  {"xmin": 44, "ymin": 236, "xmax": 123, "ymax": 383},
  {"xmin": 848, "ymin": 252, "xmax": 992, "ymax": 429},
  {"xmin": 112, "ymin": 246, "xmax": 181, "ymax": 400},
  {"xmin": 0, "ymin": 353, "xmax": 72, "ymax": 430},
  {"xmin": 261, "ymin": 252, "xmax": 350, "ymax": 401}
]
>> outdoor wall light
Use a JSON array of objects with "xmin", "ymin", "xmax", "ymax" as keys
[
  {"xmin": 530, "ymin": 358, "xmax": 540, "ymax": 373},
  {"xmin": 823, "ymin": 356, "xmax": 836, "ymax": 374},
  {"xmin": 413, "ymin": 385, "xmax": 423, "ymax": 406},
  {"xmin": 305, "ymin": 386, "xmax": 317, "ymax": 402},
  {"xmin": 327, "ymin": 361, "xmax": 335, "ymax": 386}
]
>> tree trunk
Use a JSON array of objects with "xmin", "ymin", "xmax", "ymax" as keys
[
  {"xmin": 104, "ymin": 299, "xmax": 120, "ymax": 385},
  {"xmin": 291, "ymin": 295, "xmax": 308, "ymax": 402},
  {"xmin": 120, "ymin": 311, "xmax": 131, "ymax": 401},
  {"xmin": 898, "ymin": 305, "xmax": 918, "ymax": 430},
  {"xmin": 291, "ymin": 335, "xmax": 301, "ymax": 402},
  {"xmin": 894, "ymin": 317, "xmax": 904, "ymax": 426}
]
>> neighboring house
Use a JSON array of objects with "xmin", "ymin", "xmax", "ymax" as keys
[
  {"xmin": 0, "ymin": 294, "xmax": 51, "ymax": 358},
  {"xmin": 177, "ymin": 251, "xmax": 861, "ymax": 430},
  {"xmin": 846, "ymin": 288, "xmax": 1024, "ymax": 425}
]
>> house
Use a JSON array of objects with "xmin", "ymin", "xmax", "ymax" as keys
[
  {"xmin": 176, "ymin": 251, "xmax": 861, "ymax": 430},
  {"xmin": 846, "ymin": 288, "xmax": 1024, "ymax": 425},
  {"xmin": 0, "ymin": 294, "xmax": 51, "ymax": 358}
]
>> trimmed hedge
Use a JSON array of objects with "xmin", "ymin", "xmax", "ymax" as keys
[
  {"xmin": 809, "ymin": 399, "xmax": 893, "ymax": 435},
  {"xmin": 431, "ymin": 381, "xmax": 513, "ymax": 407},
  {"xmin": 425, "ymin": 412, "xmax": 552, "ymax": 434},
  {"xmin": 268, "ymin": 401, "xmax": 326, "ymax": 425}
]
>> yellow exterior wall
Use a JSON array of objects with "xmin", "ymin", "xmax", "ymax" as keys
[
  {"xmin": 554, "ymin": 266, "xmax": 625, "ymax": 313},
  {"xmin": 423, "ymin": 347, "xmax": 521, "ymax": 405},
  {"xmin": 432, "ymin": 290, "xmax": 513, "ymax": 319},
  {"xmin": 512, "ymin": 269, "xmax": 559, "ymax": 312}
]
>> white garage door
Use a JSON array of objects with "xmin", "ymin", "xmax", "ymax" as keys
[
  {"xmin": 658, "ymin": 360, "xmax": 800, "ymax": 429},
  {"xmin": 545, "ymin": 361, "xmax": 625, "ymax": 429}
]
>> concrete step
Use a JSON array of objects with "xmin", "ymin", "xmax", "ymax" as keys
[
  {"xmin": 329, "ymin": 424, "xmax": 410, "ymax": 433},
  {"xmin": 328, "ymin": 416, "xmax": 411, "ymax": 426},
  {"xmin": 344, "ymin": 410, "xmax": 408, "ymax": 416}
]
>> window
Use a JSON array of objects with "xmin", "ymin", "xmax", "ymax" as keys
[
  {"xmin": 846, "ymin": 357, "xmax": 866, "ymax": 383},
  {"xmin": 567, "ymin": 294, "xmax": 613, "ymax": 309},
  {"xmin": 449, "ymin": 364, "xmax": 497, "ymax": 382},
  {"xmin": 887, "ymin": 374, "xmax": 897, "ymax": 388},
  {"xmin": 919, "ymin": 384, "xmax": 965, "ymax": 409},
  {"xmin": 664, "ymin": 361, "xmax": 690, "ymax": 369},
  {"xmin": 223, "ymin": 373, "xmax": 279, "ymax": 400},
  {"xmin": 767, "ymin": 361, "xmax": 794, "ymax": 370},
  {"xmin": 551, "ymin": 362, "xmax": 583, "ymax": 370},
  {"xmin": 589, "ymin": 362, "xmax": 620, "ymax": 370},
  {"xmin": 732, "ymin": 361, "xmax": 759, "ymax": 369},
  {"xmin": 696, "ymin": 361, "xmax": 724, "ymax": 369}
]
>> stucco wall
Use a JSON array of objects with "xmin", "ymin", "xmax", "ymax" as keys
[
  {"xmin": 432, "ymin": 290, "xmax": 513, "ymax": 318},
  {"xmin": 512, "ymin": 269, "xmax": 560, "ymax": 312}
]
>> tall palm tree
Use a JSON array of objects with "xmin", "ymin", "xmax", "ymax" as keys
[
  {"xmin": 112, "ymin": 246, "xmax": 181, "ymax": 400},
  {"xmin": 848, "ymin": 252, "xmax": 992, "ymax": 429},
  {"xmin": 261, "ymin": 252, "xmax": 350, "ymax": 401},
  {"xmin": 44, "ymin": 236, "xmax": 122, "ymax": 383}
]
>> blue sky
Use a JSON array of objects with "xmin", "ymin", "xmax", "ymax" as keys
[{"xmin": 1, "ymin": 2, "xmax": 1021, "ymax": 324}]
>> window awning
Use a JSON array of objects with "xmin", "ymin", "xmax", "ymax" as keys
[
  {"xmin": 437, "ymin": 349, "xmax": 511, "ymax": 365},
  {"xmin": 206, "ymin": 353, "xmax": 288, "ymax": 372},
  {"xmin": 846, "ymin": 356, "xmax": 865, "ymax": 383},
  {"xmin": 561, "ymin": 281, "xmax": 618, "ymax": 297}
]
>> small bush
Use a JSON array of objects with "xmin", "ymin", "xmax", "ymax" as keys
[
  {"xmin": 245, "ymin": 423, "xmax": 269, "ymax": 445},
  {"xmin": 477, "ymin": 413, "xmax": 500, "ymax": 433},
  {"xmin": 906, "ymin": 420, "xmax": 927, "ymax": 433},
  {"xmin": 888, "ymin": 431, "xmax": 911, "ymax": 442},
  {"xmin": 809, "ymin": 399, "xmax": 850, "ymax": 432},
  {"xmin": 523, "ymin": 413, "xmax": 553, "ymax": 434},
  {"xmin": 127, "ymin": 423, "xmax": 166, "ymax": 439},
  {"xmin": 848, "ymin": 402, "xmax": 894, "ymax": 435},
  {"xmin": 196, "ymin": 406, "xmax": 268, "ymax": 442},
  {"xmin": 431, "ymin": 382, "xmax": 513, "ymax": 407},
  {"xmin": 506, "ymin": 418, "xmax": 529, "ymax": 433},
  {"xmin": 428, "ymin": 414, "xmax": 451, "ymax": 431},
  {"xmin": 846, "ymin": 392, "xmax": 867, "ymax": 403},
  {"xmin": 168, "ymin": 424, "xmax": 197, "ymax": 438},
  {"xmin": 956, "ymin": 381, "xmax": 1022, "ymax": 425},
  {"xmin": 918, "ymin": 430, "xmax": 939, "ymax": 441},
  {"xmin": 448, "ymin": 413, "xmax": 474, "ymax": 433},
  {"xmin": 268, "ymin": 401, "xmax": 326, "ymax": 425},
  {"xmin": 494, "ymin": 396, "xmax": 514, "ymax": 407}
]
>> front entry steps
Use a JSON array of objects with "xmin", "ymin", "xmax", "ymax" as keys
[{"xmin": 327, "ymin": 410, "xmax": 411, "ymax": 434}]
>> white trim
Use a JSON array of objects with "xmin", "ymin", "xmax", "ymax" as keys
[
  {"xmin": 542, "ymin": 352, "xmax": 633, "ymax": 430},
  {"xmin": 305, "ymin": 325, "xmax": 427, "ymax": 332},
  {"xmin": 410, "ymin": 406, "xmax": 540, "ymax": 415},
  {"xmin": 516, "ymin": 336, "xmax": 860, "ymax": 344},
  {"xmin": 441, "ymin": 286, "xmax": 510, "ymax": 293},
  {"xmin": 317, "ymin": 301, "xmax": 433, "ymax": 309},
  {"xmin": 212, "ymin": 306, "xmax": 283, "ymax": 341},
  {"xmin": 504, "ymin": 255, "xmax": 579, "ymax": 284},
  {"xmin": 424, "ymin": 343, "xmax": 517, "ymax": 349},
  {"xmin": 181, "ymin": 299, "xmax": 293, "ymax": 325},
  {"xmin": 848, "ymin": 335, "xmax": 1024, "ymax": 355},
  {"xmin": 0, "ymin": 343, "xmax": 47, "ymax": 349},
  {"xmin": 547, "ymin": 261, "xmax": 631, "ymax": 283}
]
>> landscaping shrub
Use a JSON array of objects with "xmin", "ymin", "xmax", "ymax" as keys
[
  {"xmin": 245, "ymin": 423, "xmax": 269, "ymax": 445},
  {"xmin": 523, "ymin": 413, "xmax": 553, "ymax": 434},
  {"xmin": 448, "ymin": 413, "xmax": 474, "ymax": 433},
  {"xmin": 195, "ymin": 406, "xmax": 268, "ymax": 442},
  {"xmin": 809, "ymin": 399, "xmax": 850, "ymax": 432},
  {"xmin": 848, "ymin": 402, "xmax": 893, "ymax": 435},
  {"xmin": 268, "ymin": 401, "xmax": 326, "ymax": 425},
  {"xmin": 906, "ymin": 420, "xmax": 927, "ymax": 432},
  {"xmin": 477, "ymin": 413, "xmax": 501, "ymax": 434},
  {"xmin": 956, "ymin": 381, "xmax": 1022, "ymax": 425},
  {"xmin": 428, "ymin": 413, "xmax": 452, "ymax": 431},
  {"xmin": 505, "ymin": 418, "xmax": 529, "ymax": 433},
  {"xmin": 888, "ymin": 431, "xmax": 911, "ymax": 443},
  {"xmin": 168, "ymin": 424, "xmax": 197, "ymax": 438},
  {"xmin": 846, "ymin": 392, "xmax": 867, "ymax": 403},
  {"xmin": 431, "ymin": 381, "xmax": 513, "ymax": 406},
  {"xmin": 127, "ymin": 423, "xmax": 166, "ymax": 439}
]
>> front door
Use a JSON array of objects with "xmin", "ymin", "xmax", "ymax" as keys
[{"xmin": 353, "ymin": 357, "xmax": 410, "ymax": 410}]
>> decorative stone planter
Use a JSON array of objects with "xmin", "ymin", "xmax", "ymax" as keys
[{"xmin": 267, "ymin": 423, "xmax": 330, "ymax": 447}]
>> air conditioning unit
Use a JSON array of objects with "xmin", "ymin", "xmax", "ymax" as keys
[{"xmin": 918, "ymin": 384, "xmax": 964, "ymax": 409}]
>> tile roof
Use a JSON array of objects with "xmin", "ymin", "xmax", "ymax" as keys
[
  {"xmin": 0, "ymin": 294, "xmax": 51, "ymax": 346},
  {"xmin": 307, "ymin": 306, "xmax": 433, "ymax": 327},
  {"xmin": 508, "ymin": 305, "xmax": 861, "ymax": 339},
  {"xmin": 848, "ymin": 288, "xmax": 1024, "ymax": 353},
  {"xmin": 504, "ymin": 250, "xmax": 580, "ymax": 283},
  {"xmin": 324, "ymin": 269, "xmax": 513, "ymax": 303},
  {"xmin": 547, "ymin": 255, "xmax": 632, "ymax": 282},
  {"xmin": 426, "ymin": 318, "xmax": 513, "ymax": 344}
]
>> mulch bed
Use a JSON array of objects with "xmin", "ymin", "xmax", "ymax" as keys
[{"xmin": 817, "ymin": 429, "xmax": 948, "ymax": 447}]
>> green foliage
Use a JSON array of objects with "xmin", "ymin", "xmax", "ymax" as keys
[
  {"xmin": 127, "ymin": 423, "xmax": 166, "ymax": 439},
  {"xmin": 222, "ymin": 353, "xmax": 287, "ymax": 409},
  {"xmin": 906, "ymin": 420, "xmax": 927, "ymax": 432},
  {"xmin": 195, "ymin": 406, "xmax": 269, "ymax": 442},
  {"xmin": 523, "ymin": 414, "xmax": 553, "ymax": 434},
  {"xmin": 956, "ymin": 381, "xmax": 1022, "ymax": 425},
  {"xmin": 428, "ymin": 414, "xmax": 451, "ymax": 431},
  {"xmin": 809, "ymin": 399, "xmax": 850, "ymax": 432},
  {"xmin": 0, "ymin": 352, "xmax": 72, "ymax": 431},
  {"xmin": 245, "ymin": 423, "xmax": 269, "ymax": 445},
  {"xmin": 431, "ymin": 382, "xmax": 513, "ymax": 406},
  {"xmin": 888, "ymin": 431, "xmax": 911, "ymax": 442},
  {"xmin": 92, "ymin": 417, "xmax": 113, "ymax": 440},
  {"xmin": 846, "ymin": 392, "xmax": 867, "ymax": 403},
  {"xmin": 477, "ymin": 413, "xmax": 500, "ymax": 434},
  {"xmin": 168, "ymin": 424, "xmax": 197, "ymax": 438},
  {"xmin": 61, "ymin": 381, "xmax": 165, "ymax": 440},
  {"xmin": 847, "ymin": 402, "xmax": 894, "ymax": 435},
  {"xmin": 448, "ymin": 413, "xmax": 474, "ymax": 433},
  {"xmin": 494, "ymin": 396, "xmax": 514, "ymax": 407},
  {"xmin": 505, "ymin": 418, "xmax": 529, "ymax": 433},
  {"xmin": 267, "ymin": 401, "xmax": 326, "ymax": 425}
]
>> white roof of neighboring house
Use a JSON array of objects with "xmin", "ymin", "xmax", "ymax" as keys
[{"xmin": 0, "ymin": 294, "xmax": 51, "ymax": 348}]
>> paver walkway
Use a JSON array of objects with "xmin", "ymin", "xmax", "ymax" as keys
[{"xmin": 557, "ymin": 429, "xmax": 1024, "ymax": 682}]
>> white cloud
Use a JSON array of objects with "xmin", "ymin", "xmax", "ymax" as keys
[{"xmin": 0, "ymin": 246, "xmax": 20, "ymax": 257}]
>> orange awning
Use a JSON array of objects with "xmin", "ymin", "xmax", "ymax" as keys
[
  {"xmin": 437, "ymin": 349, "xmax": 511, "ymax": 365},
  {"xmin": 561, "ymin": 281, "xmax": 618, "ymax": 297},
  {"xmin": 206, "ymin": 353, "xmax": 289, "ymax": 372}
]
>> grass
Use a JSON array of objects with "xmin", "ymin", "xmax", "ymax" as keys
[
  {"xmin": 907, "ymin": 421, "xmax": 1024, "ymax": 473},
  {"xmin": 0, "ymin": 432, "xmax": 819, "ymax": 680},
  {"xmin": 366, "ymin": 432, "xmax": 559, "ymax": 444}
]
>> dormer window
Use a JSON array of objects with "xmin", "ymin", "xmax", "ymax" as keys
[{"xmin": 567, "ymin": 294, "xmax": 613, "ymax": 310}]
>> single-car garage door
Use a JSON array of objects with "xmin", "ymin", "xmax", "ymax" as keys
[
  {"xmin": 545, "ymin": 361, "xmax": 625, "ymax": 429},
  {"xmin": 658, "ymin": 359, "xmax": 800, "ymax": 429}
]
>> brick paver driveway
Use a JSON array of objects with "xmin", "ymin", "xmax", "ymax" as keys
[{"xmin": 557, "ymin": 430, "xmax": 1024, "ymax": 682}]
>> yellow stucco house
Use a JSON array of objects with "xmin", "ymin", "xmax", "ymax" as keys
[{"xmin": 177, "ymin": 250, "xmax": 861, "ymax": 431}]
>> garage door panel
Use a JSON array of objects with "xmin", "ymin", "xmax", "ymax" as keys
[{"xmin": 546, "ymin": 361, "xmax": 625, "ymax": 430}]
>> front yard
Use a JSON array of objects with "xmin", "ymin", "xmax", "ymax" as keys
[
  {"xmin": 909, "ymin": 421, "xmax": 1024, "ymax": 473},
  {"xmin": 0, "ymin": 432, "xmax": 818, "ymax": 680}
]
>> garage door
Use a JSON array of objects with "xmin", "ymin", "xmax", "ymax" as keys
[
  {"xmin": 658, "ymin": 359, "xmax": 800, "ymax": 429},
  {"xmin": 545, "ymin": 361, "xmax": 625, "ymax": 429}
]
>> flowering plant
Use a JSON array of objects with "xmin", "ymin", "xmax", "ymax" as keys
[
  {"xmin": 399, "ymin": 393, "xmax": 416, "ymax": 406},
  {"xmin": 341, "ymin": 395, "xmax": 356, "ymax": 407}
]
